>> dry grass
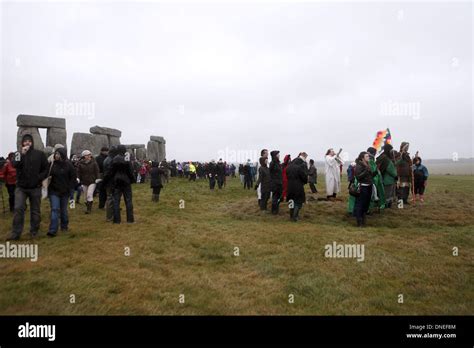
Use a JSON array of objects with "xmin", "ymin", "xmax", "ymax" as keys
[{"xmin": 0, "ymin": 175, "xmax": 472, "ymax": 315}]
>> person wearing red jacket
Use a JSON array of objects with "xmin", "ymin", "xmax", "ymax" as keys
[
  {"xmin": 2, "ymin": 153, "xmax": 17, "ymax": 212},
  {"xmin": 281, "ymin": 154, "xmax": 291, "ymax": 202}
]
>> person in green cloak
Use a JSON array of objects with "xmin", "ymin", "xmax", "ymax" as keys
[{"xmin": 366, "ymin": 147, "xmax": 385, "ymax": 212}]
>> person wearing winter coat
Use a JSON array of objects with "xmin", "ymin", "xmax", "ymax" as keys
[
  {"xmin": 281, "ymin": 154, "xmax": 291, "ymax": 201},
  {"xmin": 7, "ymin": 134, "xmax": 48, "ymax": 240},
  {"xmin": 354, "ymin": 152, "xmax": 377, "ymax": 227},
  {"xmin": 243, "ymin": 160, "xmax": 253, "ymax": 189},
  {"xmin": 216, "ymin": 159, "xmax": 226, "ymax": 189},
  {"xmin": 207, "ymin": 160, "xmax": 218, "ymax": 190},
  {"xmin": 95, "ymin": 147, "xmax": 109, "ymax": 209},
  {"xmin": 308, "ymin": 159, "xmax": 318, "ymax": 194},
  {"xmin": 77, "ymin": 150, "xmax": 100, "ymax": 214},
  {"xmin": 104, "ymin": 145, "xmax": 135, "ymax": 224},
  {"xmin": 47, "ymin": 148, "xmax": 77, "ymax": 237},
  {"xmin": 1, "ymin": 152, "xmax": 17, "ymax": 212},
  {"xmin": 412, "ymin": 156, "xmax": 429, "ymax": 203},
  {"xmin": 396, "ymin": 142, "xmax": 413, "ymax": 204},
  {"xmin": 376, "ymin": 144, "xmax": 398, "ymax": 208},
  {"xmin": 269, "ymin": 150, "xmax": 283, "ymax": 214},
  {"xmin": 254, "ymin": 157, "xmax": 271, "ymax": 211},
  {"xmin": 367, "ymin": 147, "xmax": 385, "ymax": 211},
  {"xmin": 286, "ymin": 152, "xmax": 308, "ymax": 222},
  {"xmin": 150, "ymin": 161, "xmax": 166, "ymax": 202},
  {"xmin": 102, "ymin": 146, "xmax": 118, "ymax": 222}
]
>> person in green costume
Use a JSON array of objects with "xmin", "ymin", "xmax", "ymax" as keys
[
  {"xmin": 366, "ymin": 147, "xmax": 385, "ymax": 212},
  {"xmin": 376, "ymin": 144, "xmax": 398, "ymax": 208}
]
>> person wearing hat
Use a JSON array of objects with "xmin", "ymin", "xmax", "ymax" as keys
[
  {"xmin": 77, "ymin": 149, "xmax": 100, "ymax": 214},
  {"xmin": 376, "ymin": 144, "xmax": 398, "ymax": 208},
  {"xmin": 243, "ymin": 159, "xmax": 253, "ymax": 189},
  {"xmin": 269, "ymin": 150, "xmax": 282, "ymax": 214},
  {"xmin": 6, "ymin": 134, "xmax": 48, "ymax": 240}
]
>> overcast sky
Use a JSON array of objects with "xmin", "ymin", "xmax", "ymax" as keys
[{"xmin": 1, "ymin": 1, "xmax": 472, "ymax": 161}]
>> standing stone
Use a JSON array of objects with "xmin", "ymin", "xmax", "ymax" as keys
[
  {"xmin": 147, "ymin": 141, "xmax": 160, "ymax": 162},
  {"xmin": 91, "ymin": 134, "xmax": 109, "ymax": 156},
  {"xmin": 17, "ymin": 127, "xmax": 44, "ymax": 152},
  {"xmin": 158, "ymin": 143, "xmax": 166, "ymax": 161},
  {"xmin": 46, "ymin": 127, "xmax": 67, "ymax": 148},
  {"xmin": 109, "ymin": 136, "xmax": 121, "ymax": 147},
  {"xmin": 71, "ymin": 133, "xmax": 95, "ymax": 157},
  {"xmin": 136, "ymin": 147, "xmax": 147, "ymax": 160}
]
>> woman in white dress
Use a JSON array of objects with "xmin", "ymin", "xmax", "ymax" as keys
[{"xmin": 325, "ymin": 148, "xmax": 343, "ymax": 200}]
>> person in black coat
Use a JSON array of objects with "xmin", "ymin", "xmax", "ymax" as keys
[
  {"xmin": 269, "ymin": 150, "xmax": 283, "ymax": 214},
  {"xmin": 207, "ymin": 160, "xmax": 218, "ymax": 190},
  {"xmin": 150, "ymin": 161, "xmax": 166, "ymax": 202},
  {"xmin": 286, "ymin": 152, "xmax": 308, "ymax": 222},
  {"xmin": 104, "ymin": 145, "xmax": 135, "ymax": 224},
  {"xmin": 7, "ymin": 134, "xmax": 48, "ymax": 240},
  {"xmin": 216, "ymin": 159, "xmax": 226, "ymax": 189},
  {"xmin": 95, "ymin": 147, "xmax": 109, "ymax": 209},
  {"xmin": 254, "ymin": 157, "xmax": 271, "ymax": 211},
  {"xmin": 243, "ymin": 160, "xmax": 253, "ymax": 189},
  {"xmin": 47, "ymin": 148, "xmax": 76, "ymax": 237},
  {"xmin": 354, "ymin": 151, "xmax": 376, "ymax": 227}
]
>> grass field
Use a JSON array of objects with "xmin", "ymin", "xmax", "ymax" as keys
[{"xmin": 0, "ymin": 175, "xmax": 472, "ymax": 315}]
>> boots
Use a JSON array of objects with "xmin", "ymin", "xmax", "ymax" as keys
[
  {"xmin": 85, "ymin": 201, "xmax": 92, "ymax": 214},
  {"xmin": 292, "ymin": 205, "xmax": 300, "ymax": 222}
]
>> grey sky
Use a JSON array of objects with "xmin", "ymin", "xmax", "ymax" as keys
[{"xmin": 1, "ymin": 1, "xmax": 472, "ymax": 161}]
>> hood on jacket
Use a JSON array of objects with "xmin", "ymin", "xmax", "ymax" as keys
[
  {"xmin": 21, "ymin": 134, "xmax": 34, "ymax": 149},
  {"xmin": 383, "ymin": 144, "xmax": 393, "ymax": 155},
  {"xmin": 116, "ymin": 145, "xmax": 127, "ymax": 156},
  {"xmin": 55, "ymin": 147, "xmax": 68, "ymax": 161},
  {"xmin": 400, "ymin": 142, "xmax": 410, "ymax": 153},
  {"xmin": 283, "ymin": 154, "xmax": 291, "ymax": 165},
  {"xmin": 414, "ymin": 157, "xmax": 422, "ymax": 165},
  {"xmin": 270, "ymin": 150, "xmax": 280, "ymax": 161},
  {"xmin": 367, "ymin": 147, "xmax": 377, "ymax": 157}
]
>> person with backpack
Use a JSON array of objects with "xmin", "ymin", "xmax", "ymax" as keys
[{"xmin": 104, "ymin": 145, "xmax": 135, "ymax": 224}]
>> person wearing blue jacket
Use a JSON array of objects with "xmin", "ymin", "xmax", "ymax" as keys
[{"xmin": 413, "ymin": 156, "xmax": 429, "ymax": 203}]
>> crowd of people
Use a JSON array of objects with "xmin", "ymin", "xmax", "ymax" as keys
[{"xmin": 0, "ymin": 133, "xmax": 430, "ymax": 240}]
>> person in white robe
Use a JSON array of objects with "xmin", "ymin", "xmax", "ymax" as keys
[{"xmin": 325, "ymin": 148, "xmax": 343, "ymax": 200}]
